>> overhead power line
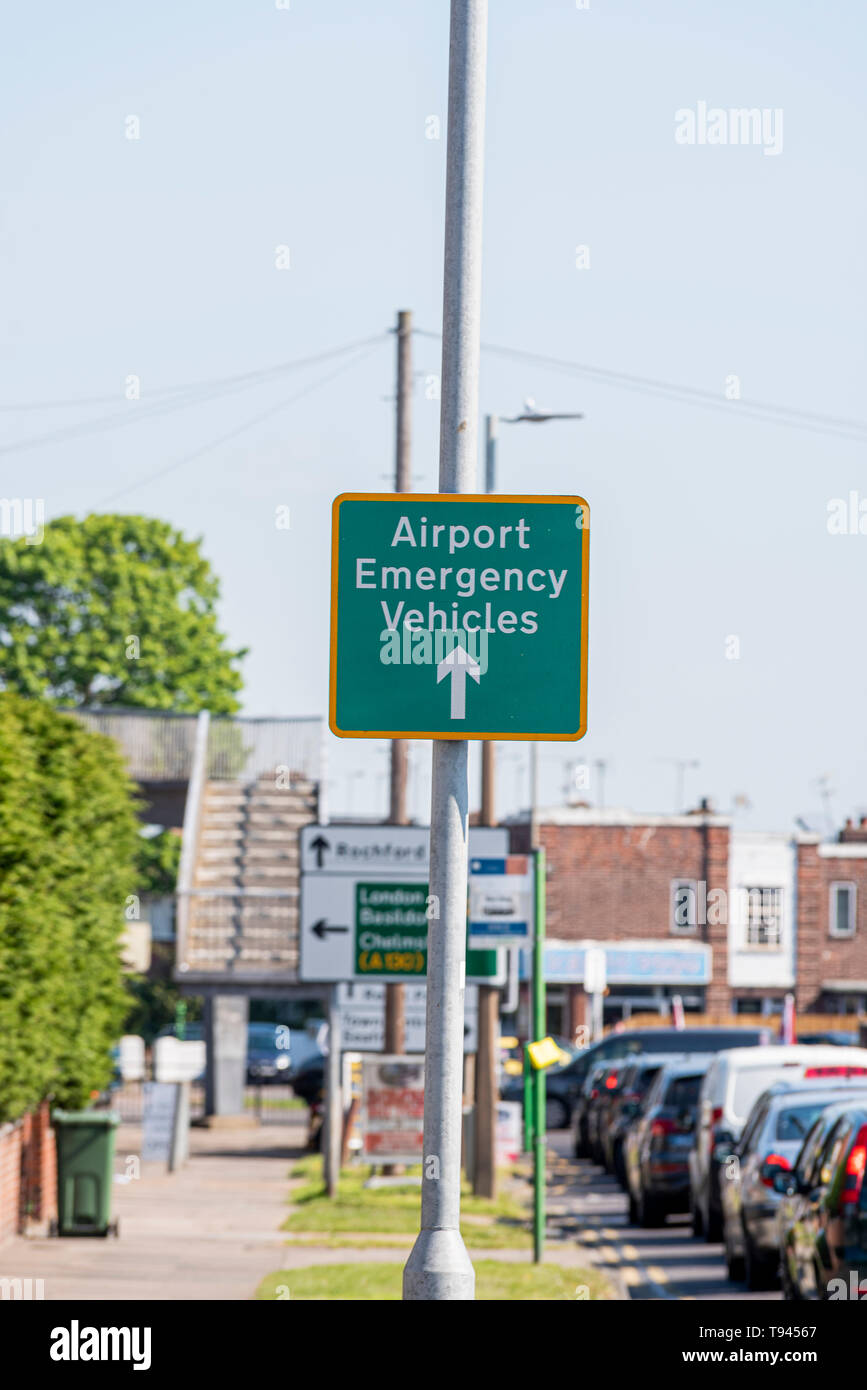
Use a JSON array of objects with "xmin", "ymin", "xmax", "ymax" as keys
[
  {"xmin": 0, "ymin": 333, "xmax": 389, "ymax": 455},
  {"xmin": 100, "ymin": 340, "xmax": 385, "ymax": 504},
  {"xmin": 414, "ymin": 328, "xmax": 867, "ymax": 442}
]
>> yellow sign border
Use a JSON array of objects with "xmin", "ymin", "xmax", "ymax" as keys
[{"xmin": 329, "ymin": 492, "xmax": 590, "ymax": 742}]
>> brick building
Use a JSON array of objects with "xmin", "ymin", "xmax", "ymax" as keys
[
  {"xmin": 796, "ymin": 818, "xmax": 867, "ymax": 1014},
  {"xmin": 508, "ymin": 803, "xmax": 865, "ymax": 1037}
]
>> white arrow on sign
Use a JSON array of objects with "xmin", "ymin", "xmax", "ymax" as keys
[{"xmin": 436, "ymin": 641, "xmax": 481, "ymax": 719}]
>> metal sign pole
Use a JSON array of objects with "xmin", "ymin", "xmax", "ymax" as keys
[
  {"xmin": 403, "ymin": 0, "xmax": 488, "ymax": 1303},
  {"xmin": 533, "ymin": 847, "xmax": 547, "ymax": 1263}
]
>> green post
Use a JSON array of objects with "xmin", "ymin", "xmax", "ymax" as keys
[
  {"xmin": 533, "ymin": 847, "xmax": 546, "ymax": 1263},
  {"xmin": 175, "ymin": 1000, "xmax": 187, "ymax": 1041},
  {"xmin": 522, "ymin": 1046, "xmax": 534, "ymax": 1153}
]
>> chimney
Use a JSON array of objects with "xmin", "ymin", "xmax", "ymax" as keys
[{"xmin": 839, "ymin": 817, "xmax": 867, "ymax": 843}]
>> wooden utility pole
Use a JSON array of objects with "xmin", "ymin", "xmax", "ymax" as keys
[
  {"xmin": 385, "ymin": 309, "xmax": 412, "ymax": 1058},
  {"xmin": 474, "ymin": 411, "xmax": 499, "ymax": 1199}
]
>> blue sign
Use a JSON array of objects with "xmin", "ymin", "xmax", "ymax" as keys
[
  {"xmin": 520, "ymin": 942, "xmax": 712, "ymax": 986},
  {"xmin": 468, "ymin": 856, "xmax": 533, "ymax": 946}
]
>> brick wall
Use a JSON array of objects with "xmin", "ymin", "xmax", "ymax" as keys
[
  {"xmin": 0, "ymin": 1122, "xmax": 23, "ymax": 1246},
  {"xmin": 796, "ymin": 844, "xmax": 867, "ymax": 1010},
  {"xmin": 511, "ymin": 815, "xmax": 730, "ymax": 1003},
  {"xmin": 0, "ymin": 1104, "xmax": 56, "ymax": 1245}
]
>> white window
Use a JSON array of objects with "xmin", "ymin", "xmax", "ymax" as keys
[
  {"xmin": 670, "ymin": 879, "xmax": 698, "ymax": 934},
  {"xmin": 744, "ymin": 886, "xmax": 782, "ymax": 948},
  {"xmin": 829, "ymin": 882, "xmax": 857, "ymax": 939}
]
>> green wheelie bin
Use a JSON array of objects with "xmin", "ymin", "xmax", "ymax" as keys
[{"xmin": 52, "ymin": 1110, "xmax": 121, "ymax": 1237}]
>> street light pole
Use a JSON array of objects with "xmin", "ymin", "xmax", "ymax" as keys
[
  {"xmin": 485, "ymin": 405, "xmax": 583, "ymax": 848},
  {"xmin": 403, "ymin": 0, "xmax": 488, "ymax": 1303},
  {"xmin": 386, "ymin": 309, "xmax": 412, "ymax": 1073}
]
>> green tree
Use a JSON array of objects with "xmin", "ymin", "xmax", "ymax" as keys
[
  {"xmin": 0, "ymin": 694, "xmax": 141, "ymax": 1121},
  {"xmin": 0, "ymin": 514, "xmax": 245, "ymax": 712},
  {"xmin": 136, "ymin": 827, "xmax": 182, "ymax": 897}
]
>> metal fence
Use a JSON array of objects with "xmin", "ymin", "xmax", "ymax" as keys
[
  {"xmin": 101, "ymin": 1081, "xmax": 305, "ymax": 1127},
  {"xmin": 71, "ymin": 708, "xmax": 322, "ymax": 785},
  {"xmin": 101, "ymin": 1081, "xmax": 206, "ymax": 1125}
]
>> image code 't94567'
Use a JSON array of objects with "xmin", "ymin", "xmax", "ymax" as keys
[{"xmin": 329, "ymin": 492, "xmax": 589, "ymax": 741}]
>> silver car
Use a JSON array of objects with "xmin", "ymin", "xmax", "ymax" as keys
[{"xmin": 719, "ymin": 1080, "xmax": 867, "ymax": 1289}]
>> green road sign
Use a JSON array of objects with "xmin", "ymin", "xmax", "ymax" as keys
[
  {"xmin": 329, "ymin": 493, "xmax": 589, "ymax": 740},
  {"xmin": 353, "ymin": 880, "xmax": 499, "ymax": 979},
  {"xmin": 355, "ymin": 882, "xmax": 428, "ymax": 976}
]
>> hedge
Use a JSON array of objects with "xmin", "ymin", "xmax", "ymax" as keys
[{"xmin": 0, "ymin": 693, "xmax": 140, "ymax": 1122}]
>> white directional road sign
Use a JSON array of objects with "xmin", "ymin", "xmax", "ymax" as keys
[
  {"xmin": 300, "ymin": 824, "xmax": 505, "ymax": 877},
  {"xmin": 300, "ymin": 824, "xmax": 508, "ymax": 983},
  {"xmin": 336, "ymin": 982, "xmax": 478, "ymax": 1053}
]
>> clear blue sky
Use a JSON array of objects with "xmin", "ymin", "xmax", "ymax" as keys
[{"xmin": 1, "ymin": 0, "xmax": 864, "ymax": 830}]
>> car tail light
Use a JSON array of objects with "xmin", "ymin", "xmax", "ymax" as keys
[
  {"xmin": 760, "ymin": 1152, "xmax": 790, "ymax": 1188},
  {"xmin": 590, "ymin": 1088, "xmax": 599, "ymax": 1100},
  {"xmin": 804, "ymin": 1066, "xmax": 867, "ymax": 1079},
  {"xmin": 708, "ymin": 1106, "xmax": 723, "ymax": 1130},
  {"xmin": 605, "ymin": 1074, "xmax": 618, "ymax": 1090},
  {"xmin": 651, "ymin": 1118, "xmax": 674, "ymax": 1139},
  {"xmin": 842, "ymin": 1125, "xmax": 867, "ymax": 1206}
]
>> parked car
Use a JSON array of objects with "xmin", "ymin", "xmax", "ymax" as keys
[
  {"xmin": 570, "ymin": 1026, "xmax": 769, "ymax": 1157},
  {"xmin": 573, "ymin": 1063, "xmax": 614, "ymax": 1159},
  {"xmin": 288, "ymin": 1052, "xmax": 325, "ymax": 1107},
  {"xmin": 689, "ymin": 1044, "xmax": 867, "ymax": 1241},
  {"xmin": 586, "ymin": 1064, "xmax": 628, "ymax": 1164},
  {"xmin": 624, "ymin": 1061, "xmax": 707, "ymax": 1226},
  {"xmin": 797, "ymin": 1031, "xmax": 860, "ymax": 1047},
  {"xmin": 245, "ymin": 1022, "xmax": 291, "ymax": 1083},
  {"xmin": 603, "ymin": 1058, "xmax": 668, "ymax": 1181},
  {"xmin": 719, "ymin": 1080, "xmax": 867, "ymax": 1288},
  {"xmin": 776, "ymin": 1099, "xmax": 867, "ymax": 1299}
]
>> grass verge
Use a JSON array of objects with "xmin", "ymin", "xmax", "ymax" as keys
[
  {"xmin": 256, "ymin": 1260, "xmax": 613, "ymax": 1301},
  {"xmin": 283, "ymin": 1157, "xmax": 530, "ymax": 1248}
]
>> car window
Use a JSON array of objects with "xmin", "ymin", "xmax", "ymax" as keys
[
  {"xmin": 636, "ymin": 1066, "xmax": 662, "ymax": 1096},
  {"xmin": 819, "ymin": 1119, "xmax": 854, "ymax": 1189},
  {"xmin": 584, "ymin": 1066, "xmax": 606, "ymax": 1095},
  {"xmin": 641, "ymin": 1070, "xmax": 665, "ymax": 1111},
  {"xmin": 679, "ymin": 1030, "xmax": 762, "ymax": 1051},
  {"xmin": 738, "ymin": 1099, "xmax": 769, "ymax": 1154},
  {"xmin": 797, "ymin": 1116, "xmax": 833, "ymax": 1187},
  {"xmin": 775, "ymin": 1103, "xmax": 828, "ymax": 1144},
  {"xmin": 665, "ymin": 1074, "xmax": 702, "ymax": 1109}
]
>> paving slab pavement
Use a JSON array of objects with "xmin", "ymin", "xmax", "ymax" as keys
[{"xmin": 0, "ymin": 1118, "xmax": 308, "ymax": 1301}]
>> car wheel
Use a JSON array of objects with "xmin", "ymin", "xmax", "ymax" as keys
[
  {"xmin": 780, "ymin": 1259, "xmax": 799, "ymax": 1301},
  {"xmin": 705, "ymin": 1200, "xmax": 723, "ymax": 1244},
  {"xmin": 627, "ymin": 1190, "xmax": 640, "ymax": 1225},
  {"xmin": 723, "ymin": 1226, "xmax": 745, "ymax": 1282},
  {"xmin": 638, "ymin": 1190, "xmax": 666, "ymax": 1228},
  {"xmin": 545, "ymin": 1096, "xmax": 569, "ymax": 1130},
  {"xmin": 689, "ymin": 1190, "xmax": 704, "ymax": 1239},
  {"xmin": 613, "ymin": 1141, "xmax": 626, "ymax": 1187},
  {"xmin": 743, "ymin": 1230, "xmax": 777, "ymax": 1291}
]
